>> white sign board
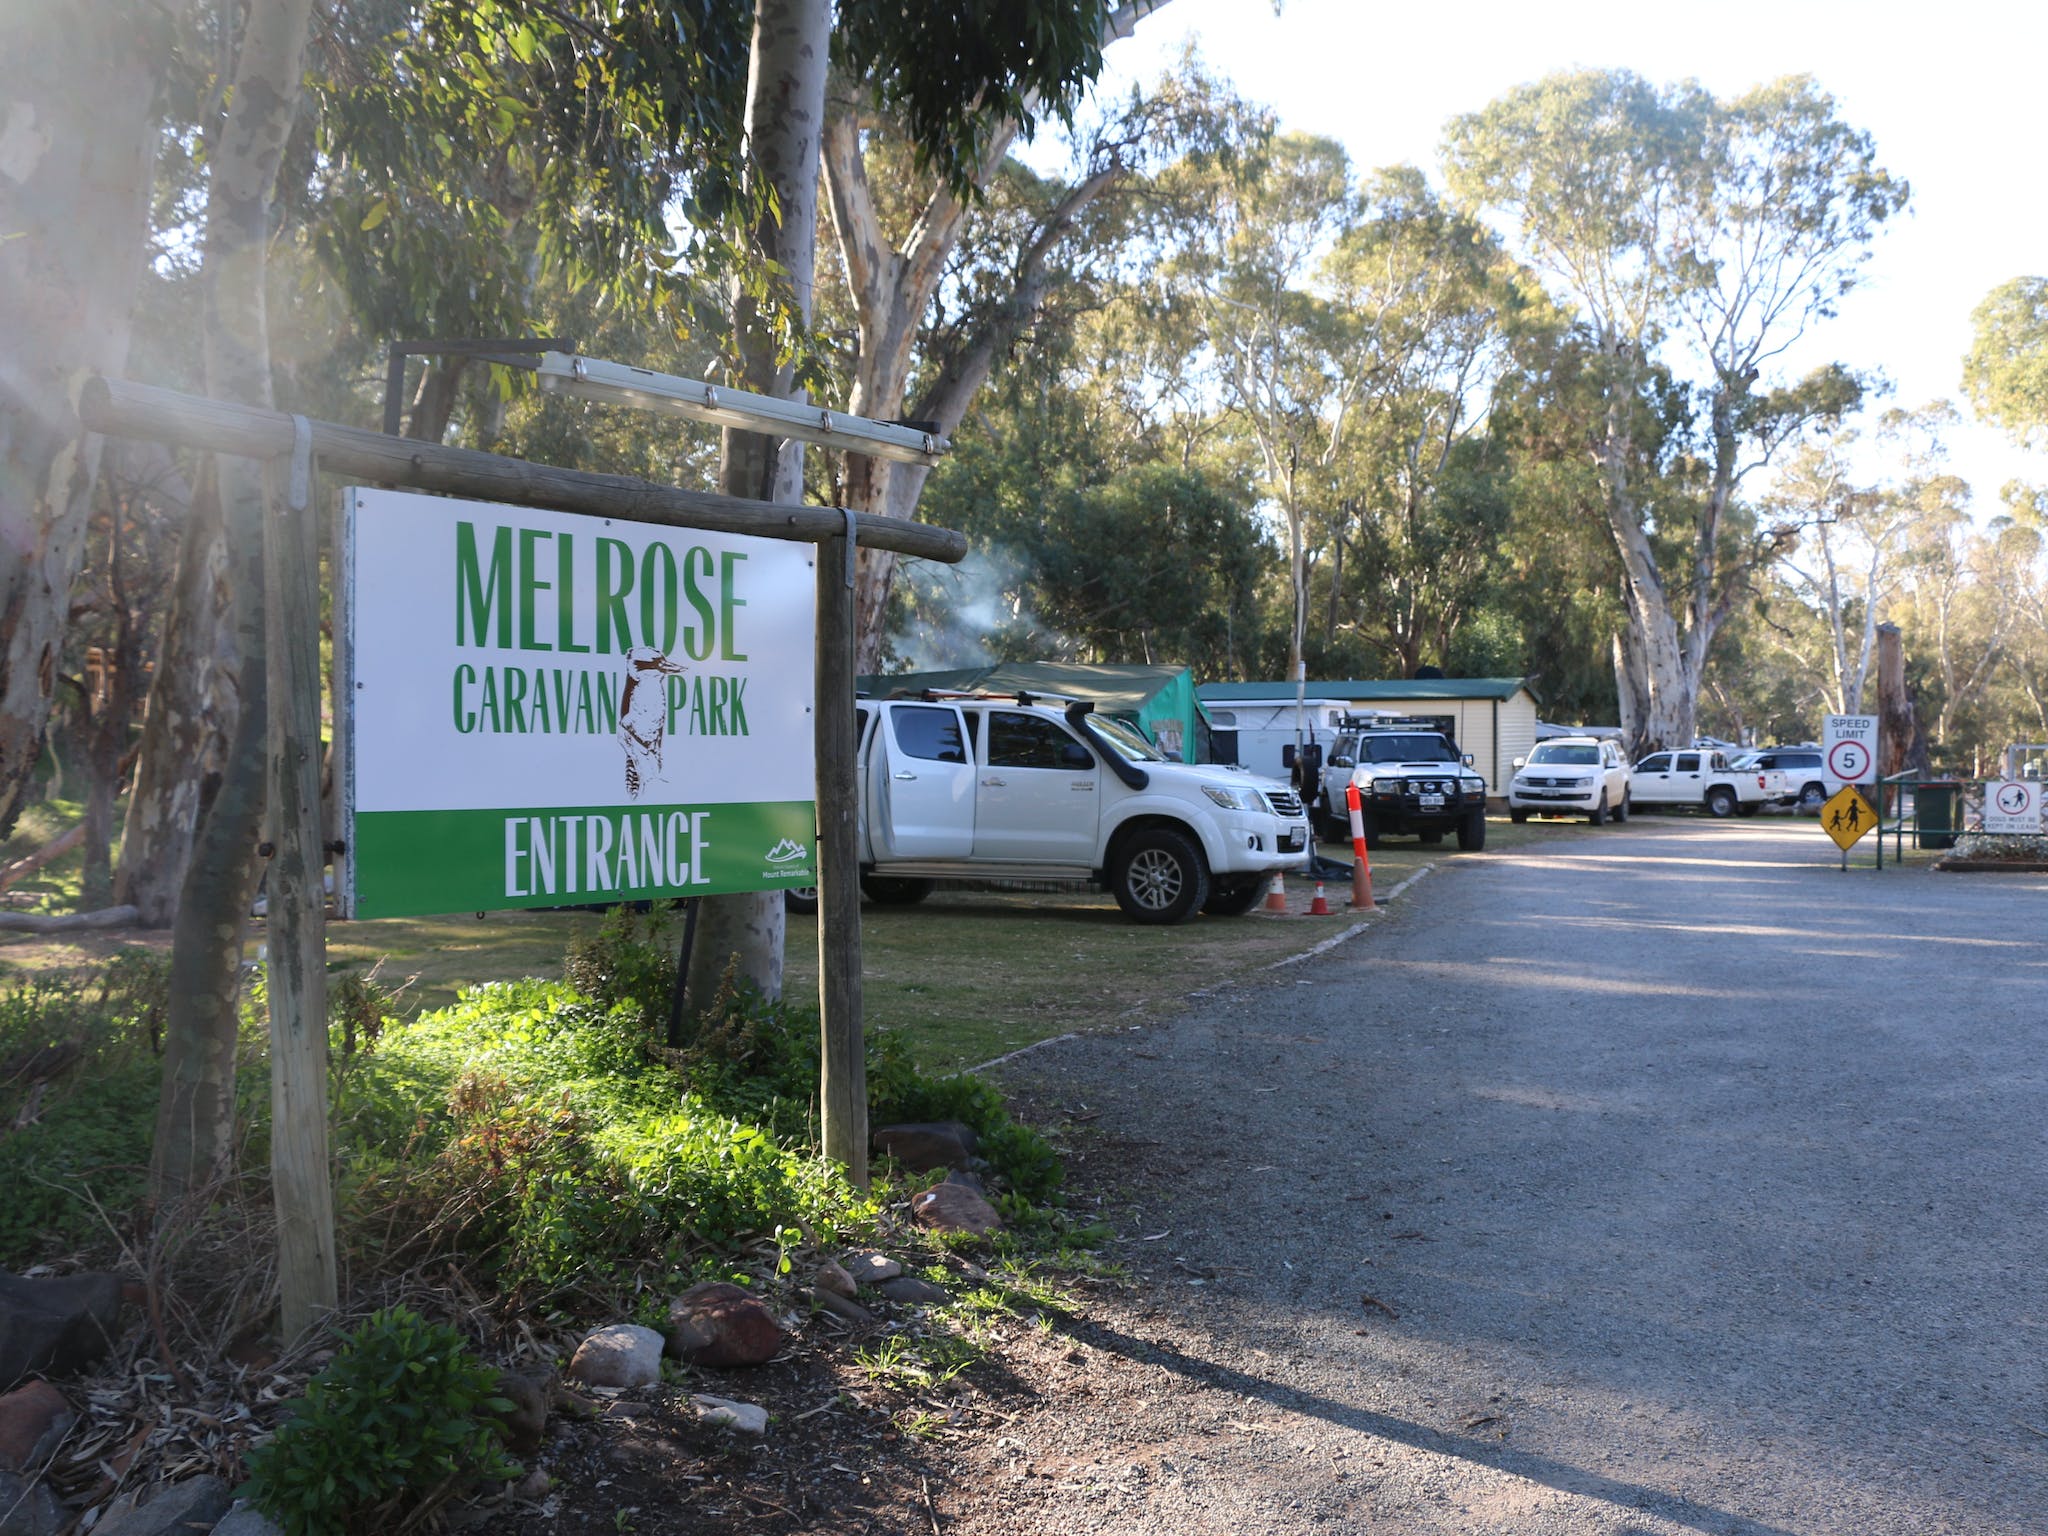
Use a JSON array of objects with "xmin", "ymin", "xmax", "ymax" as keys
[
  {"xmin": 342, "ymin": 487, "xmax": 817, "ymax": 918},
  {"xmin": 1823, "ymin": 714, "xmax": 1878, "ymax": 785},
  {"xmin": 1983, "ymin": 779, "xmax": 2044, "ymax": 835}
]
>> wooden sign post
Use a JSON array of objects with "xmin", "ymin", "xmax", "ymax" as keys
[
  {"xmin": 815, "ymin": 526, "xmax": 866, "ymax": 1186},
  {"xmin": 81, "ymin": 377, "xmax": 960, "ymax": 1327},
  {"xmin": 262, "ymin": 430, "xmax": 339, "ymax": 1337}
]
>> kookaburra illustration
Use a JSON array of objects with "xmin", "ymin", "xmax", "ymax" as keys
[{"xmin": 619, "ymin": 646, "xmax": 688, "ymax": 799}]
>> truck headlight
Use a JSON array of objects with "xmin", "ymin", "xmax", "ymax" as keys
[
  {"xmin": 1201, "ymin": 784, "xmax": 1265, "ymax": 811},
  {"xmin": 1373, "ymin": 778, "xmax": 1403, "ymax": 795}
]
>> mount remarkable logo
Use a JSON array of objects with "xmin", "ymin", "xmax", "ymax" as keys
[{"xmin": 764, "ymin": 838, "xmax": 807, "ymax": 865}]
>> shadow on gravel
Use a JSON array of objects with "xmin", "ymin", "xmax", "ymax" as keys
[{"xmin": 1064, "ymin": 1316, "xmax": 1803, "ymax": 1536}]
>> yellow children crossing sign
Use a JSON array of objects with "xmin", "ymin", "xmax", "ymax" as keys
[{"xmin": 1822, "ymin": 785, "xmax": 1877, "ymax": 850}]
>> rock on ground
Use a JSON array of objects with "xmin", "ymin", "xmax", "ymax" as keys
[
  {"xmin": 489, "ymin": 1370, "xmax": 550, "ymax": 1455},
  {"xmin": 812, "ymin": 1259, "xmax": 857, "ymax": 1298},
  {"xmin": 0, "ymin": 1469, "xmax": 67, "ymax": 1536},
  {"xmin": 0, "ymin": 1381, "xmax": 73, "ymax": 1472},
  {"xmin": 0, "ymin": 1273, "xmax": 124, "ymax": 1388},
  {"xmin": 91, "ymin": 1473, "xmax": 230, "ymax": 1536},
  {"xmin": 691, "ymin": 1394, "xmax": 769, "ymax": 1434},
  {"xmin": 872, "ymin": 1122, "xmax": 978, "ymax": 1171},
  {"xmin": 566, "ymin": 1325, "xmax": 664, "ymax": 1390},
  {"xmin": 844, "ymin": 1252, "xmax": 902, "ymax": 1284},
  {"xmin": 663, "ymin": 1282, "xmax": 782, "ymax": 1368},
  {"xmin": 210, "ymin": 1503, "xmax": 286, "ymax": 1536},
  {"xmin": 875, "ymin": 1275, "xmax": 950, "ymax": 1306},
  {"xmin": 911, "ymin": 1182, "xmax": 1002, "ymax": 1236}
]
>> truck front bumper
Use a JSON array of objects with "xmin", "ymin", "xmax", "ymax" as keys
[{"xmin": 1211, "ymin": 813, "xmax": 1314, "ymax": 874}]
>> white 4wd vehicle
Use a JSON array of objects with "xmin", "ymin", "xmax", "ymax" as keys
[
  {"xmin": 1508, "ymin": 736, "xmax": 1632, "ymax": 824},
  {"xmin": 1627, "ymin": 748, "xmax": 1785, "ymax": 817},
  {"xmin": 857, "ymin": 693, "xmax": 1312, "ymax": 924},
  {"xmin": 1314, "ymin": 716, "xmax": 1489, "ymax": 851}
]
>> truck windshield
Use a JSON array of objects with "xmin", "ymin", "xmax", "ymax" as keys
[
  {"xmin": 1528, "ymin": 743, "xmax": 1598, "ymax": 765},
  {"xmin": 1363, "ymin": 734, "xmax": 1458, "ymax": 763},
  {"xmin": 1084, "ymin": 715, "xmax": 1163, "ymax": 763}
]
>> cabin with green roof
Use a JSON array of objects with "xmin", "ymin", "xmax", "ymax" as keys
[{"xmin": 1197, "ymin": 678, "xmax": 1540, "ymax": 795}]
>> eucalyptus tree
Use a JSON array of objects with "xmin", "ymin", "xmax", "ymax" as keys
[
  {"xmin": 821, "ymin": 0, "xmax": 1179, "ymax": 671},
  {"xmin": 1760, "ymin": 437, "xmax": 1902, "ymax": 715},
  {"xmin": 1155, "ymin": 127, "xmax": 1361, "ymax": 688},
  {"xmin": 0, "ymin": 0, "xmax": 198, "ymax": 842},
  {"xmin": 152, "ymin": 0, "xmax": 317, "ymax": 1210},
  {"xmin": 1964, "ymin": 276, "xmax": 2048, "ymax": 447},
  {"xmin": 1445, "ymin": 70, "xmax": 1904, "ymax": 753},
  {"xmin": 1313, "ymin": 169, "xmax": 1524, "ymax": 675}
]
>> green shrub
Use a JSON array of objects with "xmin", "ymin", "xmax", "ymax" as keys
[
  {"xmin": 242, "ymin": 1308, "xmax": 517, "ymax": 1536},
  {"xmin": 330, "ymin": 979, "xmax": 869, "ymax": 1300},
  {"xmin": 0, "ymin": 956, "xmax": 169, "ymax": 1266}
]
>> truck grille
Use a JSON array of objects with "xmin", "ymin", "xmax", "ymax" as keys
[{"xmin": 1263, "ymin": 789, "xmax": 1304, "ymax": 818}]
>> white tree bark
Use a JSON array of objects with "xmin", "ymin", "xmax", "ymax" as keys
[
  {"xmin": 681, "ymin": 0, "xmax": 831, "ymax": 1014},
  {"xmin": 0, "ymin": 1, "xmax": 191, "ymax": 838},
  {"xmin": 154, "ymin": 0, "xmax": 315, "ymax": 1210},
  {"xmin": 822, "ymin": 0, "xmax": 1174, "ymax": 672}
]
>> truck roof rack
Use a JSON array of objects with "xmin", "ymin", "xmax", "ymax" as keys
[
  {"xmin": 1338, "ymin": 712, "xmax": 1444, "ymax": 732},
  {"xmin": 888, "ymin": 687, "xmax": 1084, "ymax": 707}
]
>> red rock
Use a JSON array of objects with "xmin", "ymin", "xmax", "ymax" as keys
[
  {"xmin": 911, "ymin": 1182, "xmax": 1002, "ymax": 1236},
  {"xmin": 663, "ymin": 1282, "xmax": 783, "ymax": 1368},
  {"xmin": 812, "ymin": 1260, "xmax": 857, "ymax": 1299},
  {"xmin": 872, "ymin": 1122, "xmax": 977, "ymax": 1172},
  {"xmin": 0, "ymin": 1380, "xmax": 73, "ymax": 1472}
]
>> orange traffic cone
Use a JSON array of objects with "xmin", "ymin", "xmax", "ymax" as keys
[
  {"xmin": 1347, "ymin": 782, "xmax": 1377, "ymax": 911},
  {"xmin": 1264, "ymin": 872, "xmax": 1289, "ymax": 913},
  {"xmin": 1308, "ymin": 881, "xmax": 1331, "ymax": 916}
]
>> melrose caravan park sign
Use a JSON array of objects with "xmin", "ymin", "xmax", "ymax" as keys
[{"xmin": 341, "ymin": 487, "xmax": 817, "ymax": 918}]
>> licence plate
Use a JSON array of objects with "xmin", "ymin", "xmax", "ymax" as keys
[
  {"xmin": 1279, "ymin": 829, "xmax": 1305, "ymax": 852},
  {"xmin": 1419, "ymin": 793, "xmax": 1444, "ymax": 811}
]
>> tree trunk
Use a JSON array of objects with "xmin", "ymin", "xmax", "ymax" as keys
[
  {"xmin": 152, "ymin": 0, "xmax": 315, "ymax": 1211},
  {"xmin": 1876, "ymin": 622, "xmax": 1914, "ymax": 780},
  {"xmin": 0, "ymin": 1, "xmax": 188, "ymax": 840},
  {"xmin": 117, "ymin": 462, "xmax": 238, "ymax": 925},
  {"xmin": 680, "ymin": 0, "xmax": 830, "ymax": 1017},
  {"xmin": 405, "ymin": 357, "xmax": 468, "ymax": 443}
]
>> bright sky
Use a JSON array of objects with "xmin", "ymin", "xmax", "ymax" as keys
[{"xmin": 1060, "ymin": 0, "xmax": 2048, "ymax": 509}]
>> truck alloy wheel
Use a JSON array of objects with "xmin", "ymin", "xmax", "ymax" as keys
[
  {"xmin": 1111, "ymin": 827, "xmax": 1210, "ymax": 925},
  {"xmin": 1705, "ymin": 786, "xmax": 1737, "ymax": 818}
]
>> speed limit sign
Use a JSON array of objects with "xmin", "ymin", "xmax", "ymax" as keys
[{"xmin": 1823, "ymin": 715, "xmax": 1877, "ymax": 785}]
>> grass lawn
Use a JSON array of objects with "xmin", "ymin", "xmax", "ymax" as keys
[{"xmin": 1, "ymin": 812, "xmax": 1617, "ymax": 1074}]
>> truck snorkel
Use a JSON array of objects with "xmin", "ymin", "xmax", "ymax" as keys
[{"xmin": 1066, "ymin": 699, "xmax": 1149, "ymax": 790}]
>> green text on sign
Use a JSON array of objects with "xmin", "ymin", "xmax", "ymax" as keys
[{"xmin": 350, "ymin": 800, "xmax": 816, "ymax": 918}]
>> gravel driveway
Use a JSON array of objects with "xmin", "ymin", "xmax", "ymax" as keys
[{"xmin": 952, "ymin": 819, "xmax": 2048, "ymax": 1535}]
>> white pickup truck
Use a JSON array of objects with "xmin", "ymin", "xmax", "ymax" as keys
[
  {"xmin": 1627, "ymin": 748, "xmax": 1786, "ymax": 817},
  {"xmin": 855, "ymin": 692, "xmax": 1313, "ymax": 924}
]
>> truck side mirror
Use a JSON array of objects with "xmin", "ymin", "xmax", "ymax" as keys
[
  {"xmin": 1461, "ymin": 753, "xmax": 1474, "ymax": 767},
  {"xmin": 1512, "ymin": 756, "xmax": 1525, "ymax": 770}
]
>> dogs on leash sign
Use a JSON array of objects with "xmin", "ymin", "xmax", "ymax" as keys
[{"xmin": 340, "ymin": 487, "xmax": 818, "ymax": 918}]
